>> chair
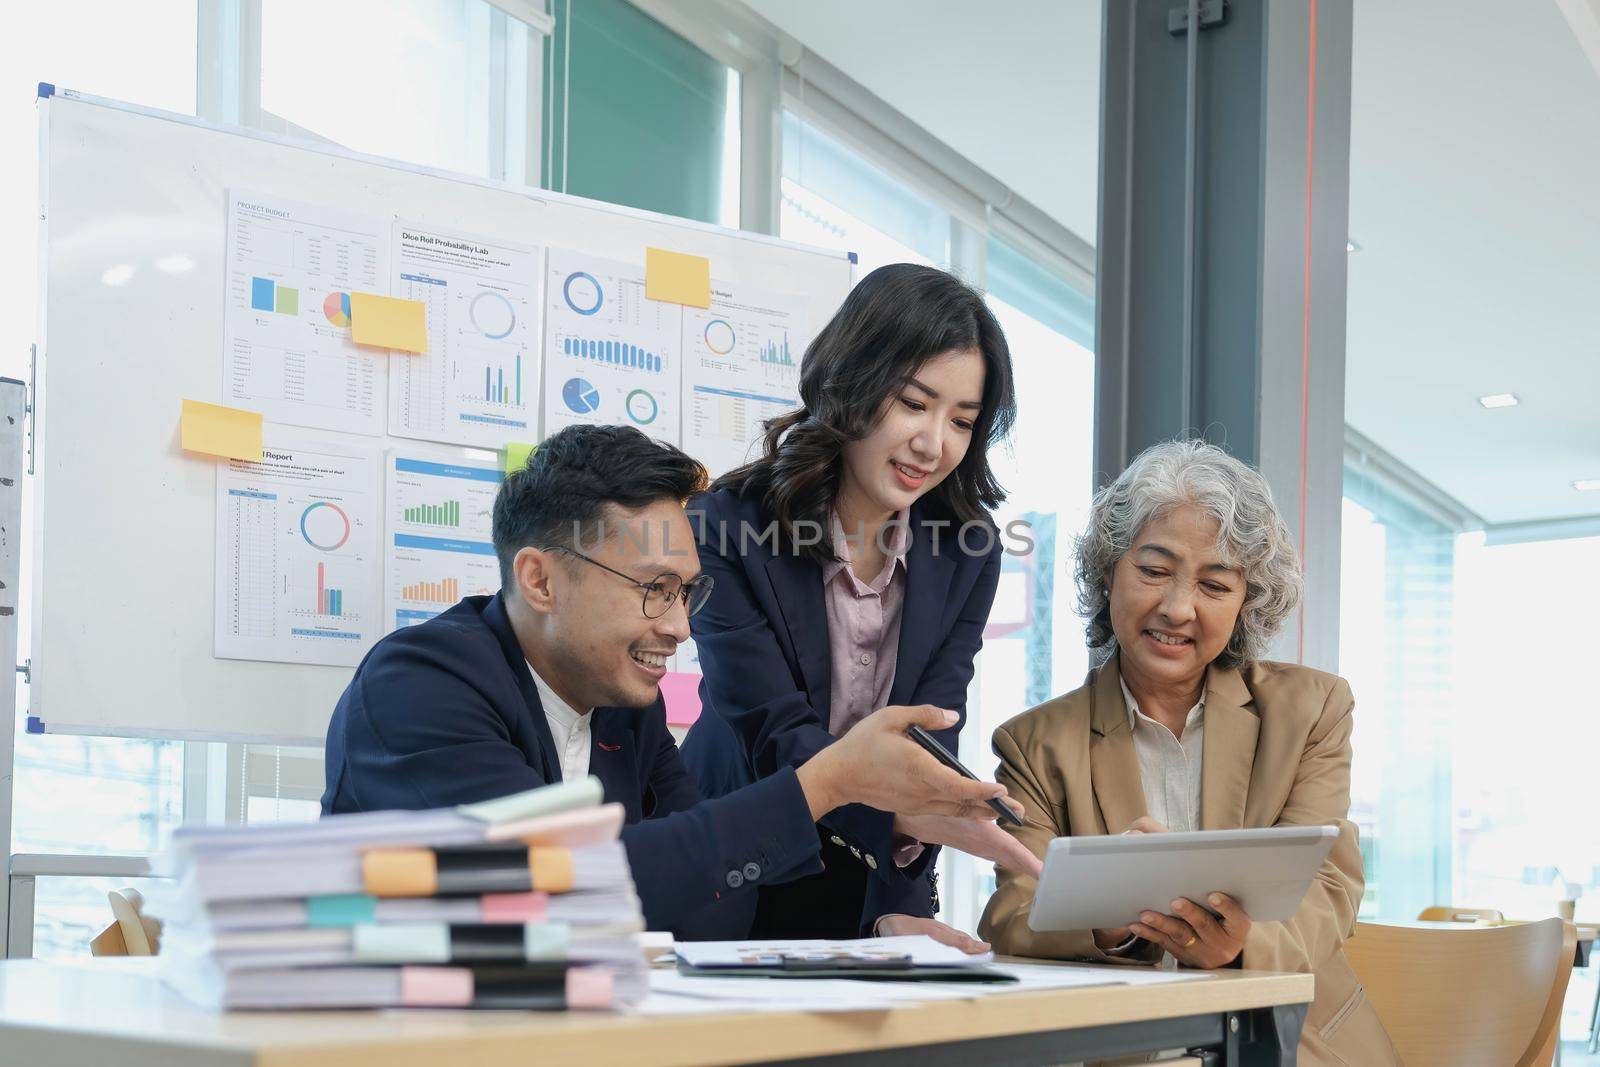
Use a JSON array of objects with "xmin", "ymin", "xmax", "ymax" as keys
[
  {"xmin": 1417, "ymin": 905, "xmax": 1506, "ymax": 924},
  {"xmin": 88, "ymin": 888, "xmax": 162, "ymax": 957},
  {"xmin": 1346, "ymin": 918, "xmax": 1575, "ymax": 1067}
]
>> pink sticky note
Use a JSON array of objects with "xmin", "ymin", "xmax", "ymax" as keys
[{"xmin": 661, "ymin": 671, "xmax": 703, "ymax": 726}]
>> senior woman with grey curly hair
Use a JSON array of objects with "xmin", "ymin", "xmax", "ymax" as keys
[{"xmin": 979, "ymin": 439, "xmax": 1398, "ymax": 1067}]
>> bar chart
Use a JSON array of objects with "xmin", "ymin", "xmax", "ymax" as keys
[
  {"xmin": 478, "ymin": 352, "xmax": 524, "ymax": 406},
  {"xmin": 760, "ymin": 334, "xmax": 795, "ymax": 368},
  {"xmin": 560, "ymin": 335, "xmax": 664, "ymax": 374},
  {"xmin": 250, "ymin": 276, "xmax": 299, "ymax": 316},
  {"xmin": 403, "ymin": 499, "xmax": 460, "ymax": 527},
  {"xmin": 400, "ymin": 576, "xmax": 459, "ymax": 604},
  {"xmin": 314, "ymin": 562, "xmax": 346, "ymax": 617}
]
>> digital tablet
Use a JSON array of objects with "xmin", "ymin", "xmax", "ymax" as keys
[{"xmin": 1027, "ymin": 825, "xmax": 1339, "ymax": 933}]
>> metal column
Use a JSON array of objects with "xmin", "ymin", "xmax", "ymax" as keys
[{"xmin": 1095, "ymin": 0, "xmax": 1354, "ymax": 670}]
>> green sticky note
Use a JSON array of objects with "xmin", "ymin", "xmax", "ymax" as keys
[
  {"xmin": 504, "ymin": 441, "xmax": 537, "ymax": 474},
  {"xmin": 306, "ymin": 894, "xmax": 378, "ymax": 927}
]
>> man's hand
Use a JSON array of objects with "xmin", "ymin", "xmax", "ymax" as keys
[
  {"xmin": 875, "ymin": 913, "xmax": 990, "ymax": 955},
  {"xmin": 795, "ymin": 705, "xmax": 1010, "ymax": 821},
  {"xmin": 1129, "ymin": 893, "xmax": 1252, "ymax": 969},
  {"xmin": 893, "ymin": 811, "xmax": 1042, "ymax": 877}
]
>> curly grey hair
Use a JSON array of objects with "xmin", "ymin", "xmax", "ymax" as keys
[{"xmin": 1075, "ymin": 439, "xmax": 1303, "ymax": 669}]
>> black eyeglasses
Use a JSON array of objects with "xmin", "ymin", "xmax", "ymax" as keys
[{"xmin": 552, "ymin": 547, "xmax": 715, "ymax": 619}]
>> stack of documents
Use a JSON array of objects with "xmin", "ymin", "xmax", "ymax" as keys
[{"xmin": 149, "ymin": 778, "xmax": 647, "ymax": 1011}]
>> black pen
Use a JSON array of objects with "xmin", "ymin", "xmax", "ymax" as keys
[{"xmin": 907, "ymin": 724, "xmax": 1023, "ymax": 826}]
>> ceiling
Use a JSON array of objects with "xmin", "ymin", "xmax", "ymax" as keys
[{"xmin": 731, "ymin": 0, "xmax": 1600, "ymax": 529}]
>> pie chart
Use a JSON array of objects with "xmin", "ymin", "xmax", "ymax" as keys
[
  {"xmin": 323, "ymin": 291, "xmax": 351, "ymax": 328},
  {"xmin": 562, "ymin": 377, "xmax": 601, "ymax": 414}
]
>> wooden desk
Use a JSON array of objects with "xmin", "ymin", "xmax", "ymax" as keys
[{"xmin": 0, "ymin": 958, "xmax": 1314, "ymax": 1067}]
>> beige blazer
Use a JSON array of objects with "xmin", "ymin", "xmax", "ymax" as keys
[{"xmin": 978, "ymin": 655, "xmax": 1399, "ymax": 1067}]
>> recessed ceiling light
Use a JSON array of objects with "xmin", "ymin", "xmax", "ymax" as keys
[
  {"xmin": 1346, "ymin": 240, "xmax": 1360, "ymax": 253},
  {"xmin": 1574, "ymin": 478, "xmax": 1600, "ymax": 492},
  {"xmin": 1477, "ymin": 393, "xmax": 1520, "ymax": 409}
]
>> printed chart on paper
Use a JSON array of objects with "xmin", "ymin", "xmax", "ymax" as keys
[
  {"xmin": 215, "ymin": 428, "xmax": 381, "ymax": 666},
  {"xmin": 223, "ymin": 191, "xmax": 389, "ymax": 436},
  {"xmin": 542, "ymin": 250, "xmax": 682, "ymax": 444},
  {"xmin": 384, "ymin": 447, "xmax": 503, "ymax": 630},
  {"xmin": 387, "ymin": 224, "xmax": 541, "ymax": 449},
  {"xmin": 682, "ymin": 282, "xmax": 809, "ymax": 477}
]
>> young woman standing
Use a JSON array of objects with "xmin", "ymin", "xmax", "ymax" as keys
[{"xmin": 682, "ymin": 264, "xmax": 1038, "ymax": 947}]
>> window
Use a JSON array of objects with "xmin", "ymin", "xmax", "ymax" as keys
[
  {"xmin": 260, "ymin": 0, "xmax": 539, "ymax": 184},
  {"xmin": 4, "ymin": 0, "xmax": 199, "ymax": 959},
  {"xmin": 780, "ymin": 113, "xmax": 947, "ymax": 274},
  {"xmin": 544, "ymin": 0, "xmax": 739, "ymax": 225},
  {"xmin": 946, "ymin": 239, "xmax": 1095, "ymax": 934}
]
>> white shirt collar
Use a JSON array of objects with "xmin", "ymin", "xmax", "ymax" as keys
[
  {"xmin": 1120, "ymin": 674, "xmax": 1207, "ymax": 733},
  {"xmin": 525, "ymin": 659, "xmax": 590, "ymax": 727}
]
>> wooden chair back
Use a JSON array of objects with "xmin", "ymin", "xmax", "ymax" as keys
[
  {"xmin": 88, "ymin": 888, "xmax": 162, "ymax": 957},
  {"xmin": 1345, "ymin": 918, "xmax": 1575, "ymax": 1067},
  {"xmin": 1417, "ymin": 905, "xmax": 1505, "ymax": 924}
]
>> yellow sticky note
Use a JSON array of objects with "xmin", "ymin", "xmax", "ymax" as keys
[
  {"xmin": 181, "ymin": 399, "xmax": 263, "ymax": 461},
  {"xmin": 350, "ymin": 291, "xmax": 428, "ymax": 353},
  {"xmin": 504, "ymin": 442, "xmax": 537, "ymax": 474},
  {"xmin": 644, "ymin": 247, "xmax": 711, "ymax": 308}
]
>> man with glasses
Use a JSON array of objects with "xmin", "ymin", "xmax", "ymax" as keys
[{"xmin": 322, "ymin": 424, "xmax": 1017, "ymax": 939}]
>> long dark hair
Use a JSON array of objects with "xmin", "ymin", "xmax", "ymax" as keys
[{"xmin": 714, "ymin": 263, "xmax": 1016, "ymax": 563}]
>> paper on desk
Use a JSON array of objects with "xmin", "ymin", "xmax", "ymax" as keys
[
  {"xmin": 673, "ymin": 934, "xmax": 994, "ymax": 968},
  {"xmin": 641, "ymin": 971, "xmax": 926, "ymax": 1013},
  {"xmin": 991, "ymin": 961, "xmax": 1213, "ymax": 988}
]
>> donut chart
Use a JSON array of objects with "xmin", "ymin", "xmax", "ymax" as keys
[
  {"xmin": 469, "ymin": 290, "xmax": 516, "ymax": 340},
  {"xmin": 562, "ymin": 271, "xmax": 603, "ymax": 316},
  {"xmin": 625, "ymin": 389, "xmax": 659, "ymax": 425},
  {"xmin": 703, "ymin": 319, "xmax": 736, "ymax": 355},
  {"xmin": 299, "ymin": 501, "xmax": 351, "ymax": 551}
]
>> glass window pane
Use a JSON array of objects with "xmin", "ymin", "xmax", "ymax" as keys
[
  {"xmin": 28, "ymin": 875, "xmax": 170, "ymax": 961},
  {"xmin": 947, "ymin": 244, "xmax": 1095, "ymax": 933},
  {"xmin": 545, "ymin": 0, "xmax": 738, "ymax": 225},
  {"xmin": 780, "ymin": 113, "xmax": 948, "ymax": 271},
  {"xmin": 261, "ymin": 0, "xmax": 533, "ymax": 180}
]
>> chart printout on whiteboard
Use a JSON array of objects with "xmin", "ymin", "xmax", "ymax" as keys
[
  {"xmin": 387, "ymin": 223, "xmax": 542, "ymax": 449},
  {"xmin": 214, "ymin": 427, "xmax": 382, "ymax": 666},
  {"xmin": 384, "ymin": 446, "xmax": 504, "ymax": 632},
  {"xmin": 682, "ymin": 281, "xmax": 810, "ymax": 478},
  {"xmin": 223, "ymin": 191, "xmax": 390, "ymax": 436},
  {"xmin": 543, "ymin": 250, "xmax": 683, "ymax": 445}
]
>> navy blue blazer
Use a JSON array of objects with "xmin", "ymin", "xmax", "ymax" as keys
[
  {"xmin": 681, "ymin": 488, "xmax": 1003, "ymax": 934},
  {"xmin": 321, "ymin": 593, "xmax": 824, "ymax": 938}
]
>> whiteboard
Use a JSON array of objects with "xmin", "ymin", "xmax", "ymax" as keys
[{"xmin": 32, "ymin": 90, "xmax": 852, "ymax": 744}]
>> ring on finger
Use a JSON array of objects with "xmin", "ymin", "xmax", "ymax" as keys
[{"xmin": 1181, "ymin": 933, "xmax": 1198, "ymax": 948}]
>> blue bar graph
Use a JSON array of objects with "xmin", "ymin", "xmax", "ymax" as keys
[
  {"xmin": 251, "ymin": 276, "xmax": 275, "ymax": 311},
  {"xmin": 563, "ymin": 335, "xmax": 662, "ymax": 373},
  {"xmin": 761, "ymin": 334, "xmax": 794, "ymax": 367},
  {"xmin": 481, "ymin": 353, "xmax": 524, "ymax": 405}
]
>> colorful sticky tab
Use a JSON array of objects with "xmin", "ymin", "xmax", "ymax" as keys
[
  {"xmin": 349, "ymin": 291, "xmax": 428, "ymax": 352},
  {"xmin": 306, "ymin": 894, "xmax": 378, "ymax": 928},
  {"xmin": 504, "ymin": 441, "xmax": 538, "ymax": 474},
  {"xmin": 180, "ymin": 399, "xmax": 263, "ymax": 461},
  {"xmin": 644, "ymin": 247, "xmax": 711, "ymax": 308}
]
